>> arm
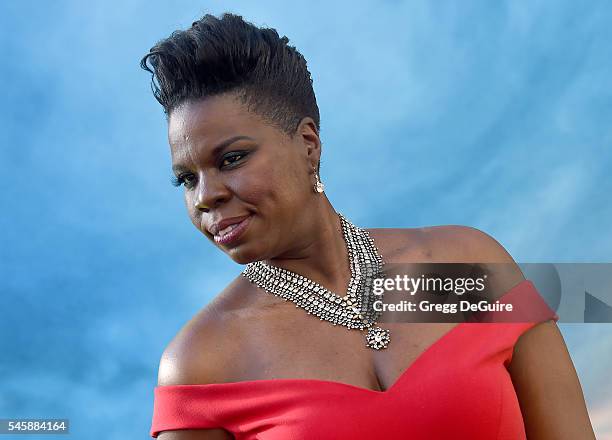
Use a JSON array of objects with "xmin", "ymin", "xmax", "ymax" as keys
[
  {"xmin": 448, "ymin": 226, "xmax": 596, "ymax": 438},
  {"xmin": 155, "ymin": 311, "xmax": 236, "ymax": 440},
  {"xmin": 508, "ymin": 321, "xmax": 596, "ymax": 439},
  {"xmin": 155, "ymin": 353, "xmax": 235, "ymax": 440},
  {"xmin": 158, "ymin": 429, "xmax": 232, "ymax": 440}
]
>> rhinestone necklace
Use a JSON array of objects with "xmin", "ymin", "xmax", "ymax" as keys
[{"xmin": 241, "ymin": 212, "xmax": 391, "ymax": 350}]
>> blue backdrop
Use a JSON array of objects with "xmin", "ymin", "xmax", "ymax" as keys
[{"xmin": 1, "ymin": 1, "xmax": 611, "ymax": 438}]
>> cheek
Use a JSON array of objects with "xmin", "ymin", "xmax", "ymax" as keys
[
  {"xmin": 183, "ymin": 193, "xmax": 201, "ymax": 229},
  {"xmin": 237, "ymin": 159, "xmax": 309, "ymax": 212}
]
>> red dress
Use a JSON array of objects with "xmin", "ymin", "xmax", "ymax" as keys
[{"xmin": 150, "ymin": 280, "xmax": 559, "ymax": 439}]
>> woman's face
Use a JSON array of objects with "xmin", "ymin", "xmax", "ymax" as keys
[{"xmin": 168, "ymin": 93, "xmax": 321, "ymax": 264}]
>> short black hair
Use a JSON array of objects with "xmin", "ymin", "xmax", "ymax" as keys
[{"xmin": 139, "ymin": 12, "xmax": 321, "ymax": 143}]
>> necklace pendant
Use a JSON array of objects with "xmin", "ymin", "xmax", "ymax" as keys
[{"xmin": 365, "ymin": 326, "xmax": 391, "ymax": 350}]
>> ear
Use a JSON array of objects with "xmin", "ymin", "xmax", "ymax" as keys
[{"xmin": 296, "ymin": 117, "xmax": 322, "ymax": 174}]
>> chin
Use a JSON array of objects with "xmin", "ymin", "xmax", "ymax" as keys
[{"xmin": 225, "ymin": 244, "xmax": 261, "ymax": 265}]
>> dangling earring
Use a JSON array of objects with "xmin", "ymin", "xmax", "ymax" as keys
[{"xmin": 313, "ymin": 168, "xmax": 324, "ymax": 193}]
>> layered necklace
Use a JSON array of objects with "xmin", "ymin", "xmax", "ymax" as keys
[{"xmin": 241, "ymin": 212, "xmax": 391, "ymax": 350}]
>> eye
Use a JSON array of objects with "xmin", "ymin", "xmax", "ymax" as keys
[
  {"xmin": 220, "ymin": 152, "xmax": 248, "ymax": 168},
  {"xmin": 170, "ymin": 173, "xmax": 195, "ymax": 188}
]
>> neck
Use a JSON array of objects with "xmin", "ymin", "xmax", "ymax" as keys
[{"xmin": 264, "ymin": 195, "xmax": 352, "ymax": 296}]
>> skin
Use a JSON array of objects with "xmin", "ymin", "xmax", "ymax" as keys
[{"xmin": 157, "ymin": 93, "xmax": 595, "ymax": 439}]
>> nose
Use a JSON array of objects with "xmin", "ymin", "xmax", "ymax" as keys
[{"xmin": 194, "ymin": 171, "xmax": 231, "ymax": 213}]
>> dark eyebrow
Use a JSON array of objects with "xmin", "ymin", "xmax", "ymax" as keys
[{"xmin": 172, "ymin": 135, "xmax": 255, "ymax": 173}]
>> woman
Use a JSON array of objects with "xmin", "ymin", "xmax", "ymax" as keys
[{"xmin": 140, "ymin": 12, "xmax": 595, "ymax": 439}]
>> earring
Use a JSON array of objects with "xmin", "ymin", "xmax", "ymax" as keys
[{"xmin": 313, "ymin": 170, "xmax": 324, "ymax": 193}]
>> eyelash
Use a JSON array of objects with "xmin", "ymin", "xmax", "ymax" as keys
[
  {"xmin": 220, "ymin": 152, "xmax": 247, "ymax": 168},
  {"xmin": 170, "ymin": 175, "xmax": 187, "ymax": 187},
  {"xmin": 170, "ymin": 152, "xmax": 248, "ymax": 188}
]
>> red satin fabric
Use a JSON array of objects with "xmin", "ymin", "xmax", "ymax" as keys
[{"xmin": 150, "ymin": 280, "xmax": 559, "ymax": 439}]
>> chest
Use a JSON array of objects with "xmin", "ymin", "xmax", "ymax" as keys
[{"xmin": 228, "ymin": 299, "xmax": 463, "ymax": 393}]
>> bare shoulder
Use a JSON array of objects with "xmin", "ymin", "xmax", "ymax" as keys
[
  {"xmin": 157, "ymin": 275, "xmax": 254, "ymax": 386},
  {"xmin": 154, "ymin": 277, "xmax": 252, "ymax": 439},
  {"xmin": 367, "ymin": 225, "xmax": 526, "ymax": 294},
  {"xmin": 367, "ymin": 224, "xmax": 518, "ymax": 261}
]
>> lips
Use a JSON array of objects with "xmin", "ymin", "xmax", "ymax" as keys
[
  {"xmin": 211, "ymin": 215, "xmax": 253, "ymax": 245},
  {"xmin": 218, "ymin": 223, "xmax": 241, "ymax": 236},
  {"xmin": 207, "ymin": 214, "xmax": 252, "ymax": 236}
]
